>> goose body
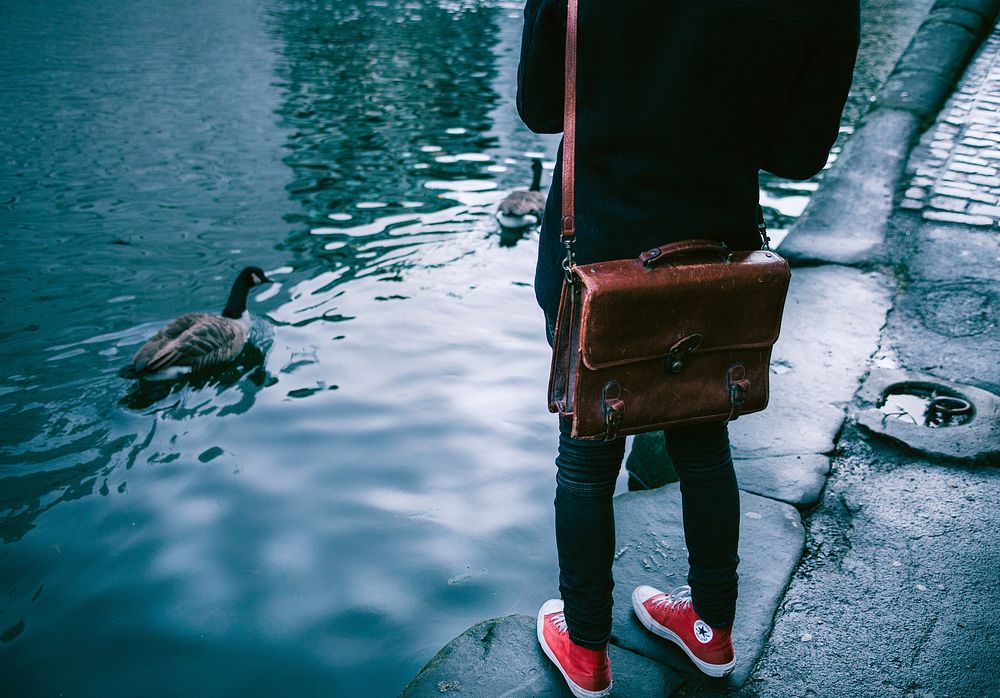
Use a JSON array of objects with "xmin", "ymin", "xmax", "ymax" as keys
[
  {"xmin": 119, "ymin": 267, "xmax": 270, "ymax": 381},
  {"xmin": 497, "ymin": 159, "xmax": 546, "ymax": 229}
]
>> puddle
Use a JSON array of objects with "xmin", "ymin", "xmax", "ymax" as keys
[{"xmin": 879, "ymin": 384, "xmax": 974, "ymax": 428}]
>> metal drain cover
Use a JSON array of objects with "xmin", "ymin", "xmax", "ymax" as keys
[
  {"xmin": 856, "ymin": 369, "xmax": 999, "ymax": 463},
  {"xmin": 879, "ymin": 385, "xmax": 974, "ymax": 428}
]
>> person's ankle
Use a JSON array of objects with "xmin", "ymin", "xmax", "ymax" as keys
[{"xmin": 570, "ymin": 635, "xmax": 608, "ymax": 653}]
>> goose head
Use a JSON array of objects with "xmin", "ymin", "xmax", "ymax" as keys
[{"xmin": 241, "ymin": 266, "xmax": 272, "ymax": 286}]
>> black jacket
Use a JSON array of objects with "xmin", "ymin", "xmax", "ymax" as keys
[{"xmin": 517, "ymin": 0, "xmax": 859, "ymax": 323}]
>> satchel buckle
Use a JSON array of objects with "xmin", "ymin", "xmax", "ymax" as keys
[
  {"xmin": 602, "ymin": 381, "xmax": 625, "ymax": 441},
  {"xmin": 727, "ymin": 364, "xmax": 751, "ymax": 421},
  {"xmin": 663, "ymin": 334, "xmax": 704, "ymax": 374},
  {"xmin": 562, "ymin": 237, "xmax": 577, "ymax": 285}
]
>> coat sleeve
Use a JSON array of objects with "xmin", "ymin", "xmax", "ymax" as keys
[
  {"xmin": 517, "ymin": 0, "xmax": 567, "ymax": 134},
  {"xmin": 760, "ymin": 4, "xmax": 861, "ymax": 181}
]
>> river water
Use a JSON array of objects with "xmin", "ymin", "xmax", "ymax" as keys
[{"xmin": 0, "ymin": 0, "xmax": 932, "ymax": 695}]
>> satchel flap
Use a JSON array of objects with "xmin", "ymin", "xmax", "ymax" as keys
[{"xmin": 574, "ymin": 250, "xmax": 790, "ymax": 370}]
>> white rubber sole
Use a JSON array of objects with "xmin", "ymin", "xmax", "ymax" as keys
[
  {"xmin": 536, "ymin": 603, "xmax": 613, "ymax": 698},
  {"xmin": 631, "ymin": 588, "xmax": 736, "ymax": 678}
]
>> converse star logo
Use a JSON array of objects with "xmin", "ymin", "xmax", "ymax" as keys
[{"xmin": 693, "ymin": 620, "xmax": 714, "ymax": 644}]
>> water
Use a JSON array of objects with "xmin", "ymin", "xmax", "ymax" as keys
[
  {"xmin": 879, "ymin": 386, "xmax": 975, "ymax": 428},
  {"xmin": 0, "ymin": 0, "xmax": 932, "ymax": 694}
]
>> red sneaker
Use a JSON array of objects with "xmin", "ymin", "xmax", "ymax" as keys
[
  {"xmin": 631, "ymin": 585, "xmax": 736, "ymax": 677},
  {"xmin": 536, "ymin": 599, "xmax": 613, "ymax": 698}
]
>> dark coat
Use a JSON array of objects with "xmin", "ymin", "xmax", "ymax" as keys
[{"xmin": 517, "ymin": 0, "xmax": 860, "ymax": 325}]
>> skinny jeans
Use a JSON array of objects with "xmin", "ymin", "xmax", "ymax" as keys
[{"xmin": 555, "ymin": 416, "xmax": 740, "ymax": 650}]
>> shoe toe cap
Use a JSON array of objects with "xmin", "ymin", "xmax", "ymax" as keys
[
  {"xmin": 539, "ymin": 598, "xmax": 564, "ymax": 617},
  {"xmin": 631, "ymin": 585, "xmax": 662, "ymax": 605}
]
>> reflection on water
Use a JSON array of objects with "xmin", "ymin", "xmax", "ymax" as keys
[
  {"xmin": 272, "ymin": 0, "xmax": 505, "ymax": 267},
  {"xmin": 1, "ymin": 1, "xmax": 559, "ymax": 695},
  {"xmin": 0, "ymin": 0, "xmax": 933, "ymax": 694}
]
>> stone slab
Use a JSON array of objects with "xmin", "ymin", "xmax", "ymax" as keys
[
  {"xmin": 885, "ymin": 273, "xmax": 1000, "ymax": 397},
  {"xmin": 880, "ymin": 69, "xmax": 968, "ymax": 117},
  {"xmin": 734, "ymin": 454, "xmax": 831, "ymax": 509},
  {"xmin": 928, "ymin": 6, "xmax": 991, "ymax": 34},
  {"xmin": 886, "ymin": 14, "xmax": 982, "ymax": 113},
  {"xmin": 779, "ymin": 110, "xmax": 921, "ymax": 266},
  {"xmin": 401, "ymin": 614, "xmax": 683, "ymax": 698},
  {"xmin": 750, "ymin": 438, "xmax": 1000, "ymax": 697},
  {"xmin": 609, "ymin": 484, "xmax": 804, "ymax": 687},
  {"xmin": 627, "ymin": 438, "xmax": 830, "ymax": 508},
  {"xmin": 625, "ymin": 432, "xmax": 678, "ymax": 491},
  {"xmin": 910, "ymin": 223, "xmax": 1000, "ymax": 283},
  {"xmin": 934, "ymin": 0, "xmax": 1000, "ymax": 23},
  {"xmin": 728, "ymin": 266, "xmax": 893, "ymax": 458}
]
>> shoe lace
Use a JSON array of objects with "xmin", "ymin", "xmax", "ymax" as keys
[
  {"xmin": 549, "ymin": 611, "xmax": 569, "ymax": 633},
  {"xmin": 651, "ymin": 585, "xmax": 693, "ymax": 612}
]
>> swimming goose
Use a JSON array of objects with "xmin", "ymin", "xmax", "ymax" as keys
[
  {"xmin": 119, "ymin": 266, "xmax": 271, "ymax": 381},
  {"xmin": 497, "ymin": 159, "xmax": 546, "ymax": 229}
]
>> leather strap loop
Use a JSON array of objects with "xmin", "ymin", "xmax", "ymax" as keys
[
  {"xmin": 727, "ymin": 364, "xmax": 751, "ymax": 421},
  {"xmin": 561, "ymin": 0, "xmax": 579, "ymax": 242},
  {"xmin": 601, "ymin": 380, "xmax": 625, "ymax": 440},
  {"xmin": 640, "ymin": 240, "xmax": 733, "ymax": 268}
]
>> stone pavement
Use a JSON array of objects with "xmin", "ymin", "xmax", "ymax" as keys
[
  {"xmin": 902, "ymin": 24, "xmax": 1000, "ymax": 226},
  {"xmin": 780, "ymin": 0, "xmax": 1000, "ymax": 265},
  {"xmin": 727, "ymin": 14, "xmax": 1000, "ymax": 698},
  {"xmin": 887, "ymin": 15, "xmax": 1000, "ymax": 401}
]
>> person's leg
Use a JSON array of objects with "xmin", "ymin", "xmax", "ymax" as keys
[
  {"xmin": 629, "ymin": 420, "xmax": 739, "ymax": 677},
  {"xmin": 663, "ymin": 420, "xmax": 740, "ymax": 628},
  {"xmin": 554, "ymin": 416, "xmax": 626, "ymax": 648},
  {"xmin": 538, "ymin": 417, "xmax": 621, "ymax": 697}
]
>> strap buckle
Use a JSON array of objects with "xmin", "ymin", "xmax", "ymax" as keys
[
  {"xmin": 757, "ymin": 204, "xmax": 772, "ymax": 251},
  {"xmin": 727, "ymin": 364, "xmax": 751, "ymax": 421},
  {"xmin": 602, "ymin": 381, "xmax": 625, "ymax": 441},
  {"xmin": 562, "ymin": 235, "xmax": 577, "ymax": 285}
]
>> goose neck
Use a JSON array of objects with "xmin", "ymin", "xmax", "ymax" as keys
[
  {"xmin": 222, "ymin": 277, "xmax": 252, "ymax": 319},
  {"xmin": 530, "ymin": 166, "xmax": 542, "ymax": 192}
]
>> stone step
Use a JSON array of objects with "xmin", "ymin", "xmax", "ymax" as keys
[
  {"xmin": 728, "ymin": 266, "xmax": 892, "ymax": 459},
  {"xmin": 735, "ymin": 454, "xmax": 831, "ymax": 509},
  {"xmin": 626, "ymin": 434, "xmax": 830, "ymax": 509},
  {"xmin": 400, "ymin": 614, "xmax": 684, "ymax": 697},
  {"xmin": 609, "ymin": 484, "xmax": 805, "ymax": 686}
]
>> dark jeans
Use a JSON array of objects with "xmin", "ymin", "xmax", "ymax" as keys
[{"xmin": 555, "ymin": 416, "xmax": 740, "ymax": 650}]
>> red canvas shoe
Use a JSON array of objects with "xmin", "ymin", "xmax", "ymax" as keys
[
  {"xmin": 536, "ymin": 599, "xmax": 613, "ymax": 698},
  {"xmin": 632, "ymin": 585, "xmax": 736, "ymax": 677}
]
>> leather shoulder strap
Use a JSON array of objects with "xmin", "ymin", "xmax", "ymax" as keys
[{"xmin": 561, "ymin": 0, "xmax": 579, "ymax": 242}]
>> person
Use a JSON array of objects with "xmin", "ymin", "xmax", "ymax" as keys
[{"xmin": 517, "ymin": 1, "xmax": 859, "ymax": 695}]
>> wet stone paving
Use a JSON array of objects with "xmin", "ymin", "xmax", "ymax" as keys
[{"xmin": 902, "ymin": 22, "xmax": 1000, "ymax": 226}]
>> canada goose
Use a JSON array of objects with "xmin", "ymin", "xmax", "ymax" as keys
[
  {"xmin": 497, "ymin": 159, "xmax": 546, "ymax": 229},
  {"xmin": 118, "ymin": 266, "xmax": 271, "ymax": 381}
]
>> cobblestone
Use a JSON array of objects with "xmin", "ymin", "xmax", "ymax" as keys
[
  {"xmin": 929, "ymin": 195, "xmax": 968, "ymax": 211},
  {"xmin": 936, "ymin": 185, "xmax": 997, "ymax": 202},
  {"xmin": 923, "ymin": 210, "xmax": 994, "ymax": 225},
  {"xmin": 969, "ymin": 173, "xmax": 1000, "ymax": 186},
  {"xmin": 902, "ymin": 22, "xmax": 1000, "ymax": 229},
  {"xmin": 969, "ymin": 202, "xmax": 1000, "ymax": 216}
]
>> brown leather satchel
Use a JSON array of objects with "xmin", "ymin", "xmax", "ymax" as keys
[{"xmin": 547, "ymin": 0, "xmax": 792, "ymax": 440}]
